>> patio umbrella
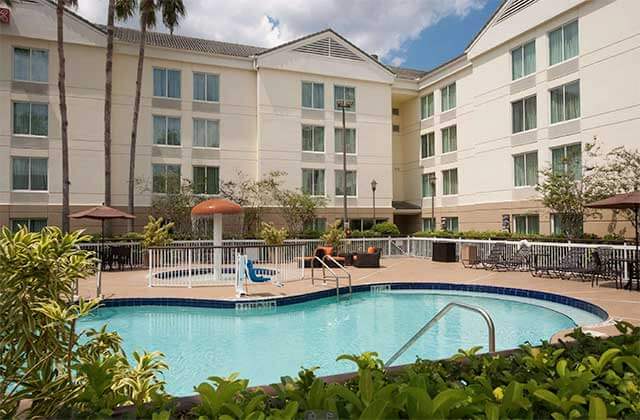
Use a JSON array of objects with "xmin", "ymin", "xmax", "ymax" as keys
[
  {"xmin": 586, "ymin": 191, "xmax": 640, "ymax": 286},
  {"xmin": 70, "ymin": 205, "xmax": 136, "ymax": 242}
]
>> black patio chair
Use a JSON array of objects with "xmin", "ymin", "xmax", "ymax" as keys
[
  {"xmin": 495, "ymin": 245, "xmax": 531, "ymax": 272},
  {"xmin": 111, "ymin": 246, "xmax": 133, "ymax": 271},
  {"xmin": 478, "ymin": 243, "xmax": 507, "ymax": 270},
  {"xmin": 531, "ymin": 248, "xmax": 585, "ymax": 278}
]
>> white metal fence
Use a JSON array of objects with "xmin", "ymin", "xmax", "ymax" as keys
[{"xmin": 148, "ymin": 242, "xmax": 306, "ymax": 287}]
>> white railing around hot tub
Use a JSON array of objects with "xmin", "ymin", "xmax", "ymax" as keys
[{"xmin": 147, "ymin": 242, "xmax": 307, "ymax": 287}]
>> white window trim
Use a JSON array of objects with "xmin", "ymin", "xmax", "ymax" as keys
[
  {"xmin": 153, "ymin": 115, "xmax": 182, "ymax": 147},
  {"xmin": 551, "ymin": 142, "xmax": 582, "ymax": 175},
  {"xmin": 301, "ymin": 80, "xmax": 324, "ymax": 110},
  {"xmin": 513, "ymin": 214, "xmax": 540, "ymax": 234},
  {"xmin": 301, "ymin": 168, "xmax": 327, "ymax": 197},
  {"xmin": 422, "ymin": 172, "xmax": 436, "ymax": 198},
  {"xmin": 11, "ymin": 157, "xmax": 49, "ymax": 192},
  {"xmin": 12, "ymin": 46, "xmax": 49, "ymax": 84},
  {"xmin": 548, "ymin": 20, "xmax": 579, "ymax": 68},
  {"xmin": 440, "ymin": 83, "xmax": 457, "ymax": 113},
  {"xmin": 152, "ymin": 163, "xmax": 182, "ymax": 194},
  {"xmin": 192, "ymin": 118, "xmax": 220, "ymax": 150},
  {"xmin": 442, "ymin": 168, "xmax": 459, "ymax": 196},
  {"xmin": 510, "ymin": 39, "xmax": 536, "ymax": 81},
  {"xmin": 333, "ymin": 84, "xmax": 356, "ymax": 113},
  {"xmin": 192, "ymin": 165, "xmax": 220, "ymax": 196},
  {"xmin": 440, "ymin": 125, "xmax": 457, "ymax": 155},
  {"xmin": 513, "ymin": 151, "xmax": 538, "ymax": 188},
  {"xmin": 334, "ymin": 126, "xmax": 358, "ymax": 156},
  {"xmin": 421, "ymin": 132, "xmax": 436, "ymax": 159},
  {"xmin": 548, "ymin": 80, "xmax": 581, "ymax": 126},
  {"xmin": 420, "ymin": 92, "xmax": 435, "ymax": 121},
  {"xmin": 153, "ymin": 67, "xmax": 182, "ymax": 100},
  {"xmin": 511, "ymin": 95, "xmax": 537, "ymax": 135},
  {"xmin": 301, "ymin": 124, "xmax": 326, "ymax": 154},
  {"xmin": 192, "ymin": 72, "xmax": 220, "ymax": 104},
  {"xmin": 335, "ymin": 170, "xmax": 358, "ymax": 198},
  {"xmin": 12, "ymin": 101, "xmax": 49, "ymax": 138}
]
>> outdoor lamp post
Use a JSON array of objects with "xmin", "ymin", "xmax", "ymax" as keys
[
  {"xmin": 430, "ymin": 176, "xmax": 436, "ymax": 230},
  {"xmin": 371, "ymin": 179, "xmax": 378, "ymax": 226},
  {"xmin": 336, "ymin": 99, "xmax": 354, "ymax": 232}
]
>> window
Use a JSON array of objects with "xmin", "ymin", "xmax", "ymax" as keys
[
  {"xmin": 552, "ymin": 213, "xmax": 583, "ymax": 236},
  {"xmin": 514, "ymin": 214, "xmax": 540, "ymax": 234},
  {"xmin": 153, "ymin": 68, "xmax": 181, "ymax": 98},
  {"xmin": 334, "ymin": 85, "xmax": 356, "ymax": 112},
  {"xmin": 348, "ymin": 219, "xmax": 387, "ymax": 231},
  {"xmin": 552, "ymin": 143, "xmax": 582, "ymax": 179},
  {"xmin": 302, "ymin": 169, "xmax": 325, "ymax": 196},
  {"xmin": 153, "ymin": 116, "xmax": 181, "ymax": 146},
  {"xmin": 12, "ymin": 157, "xmax": 48, "ymax": 191},
  {"xmin": 514, "ymin": 151, "xmax": 538, "ymax": 187},
  {"xmin": 511, "ymin": 40, "xmax": 535, "ymax": 80},
  {"xmin": 335, "ymin": 170, "xmax": 357, "ymax": 197},
  {"xmin": 549, "ymin": 20, "xmax": 579, "ymax": 66},
  {"xmin": 13, "ymin": 102, "xmax": 48, "ymax": 136},
  {"xmin": 302, "ymin": 125, "xmax": 325, "ymax": 152},
  {"xmin": 422, "ymin": 218, "xmax": 436, "ymax": 232},
  {"xmin": 193, "ymin": 119, "xmax": 219, "ymax": 148},
  {"xmin": 335, "ymin": 128, "xmax": 356, "ymax": 154},
  {"xmin": 443, "ymin": 217, "xmax": 459, "ymax": 232},
  {"xmin": 392, "ymin": 108, "xmax": 400, "ymax": 116},
  {"xmin": 512, "ymin": 96, "xmax": 537, "ymax": 133},
  {"xmin": 422, "ymin": 173, "xmax": 436, "ymax": 198},
  {"xmin": 193, "ymin": 166, "xmax": 219, "ymax": 195},
  {"xmin": 392, "ymin": 125, "xmax": 400, "ymax": 133},
  {"xmin": 10, "ymin": 218, "xmax": 47, "ymax": 232},
  {"xmin": 442, "ymin": 168, "xmax": 458, "ymax": 195},
  {"xmin": 13, "ymin": 47, "xmax": 48, "ymax": 82},
  {"xmin": 420, "ymin": 93, "xmax": 434, "ymax": 119},
  {"xmin": 152, "ymin": 164, "xmax": 181, "ymax": 194},
  {"xmin": 550, "ymin": 80, "xmax": 580, "ymax": 124},
  {"xmin": 441, "ymin": 125, "xmax": 457, "ymax": 153},
  {"xmin": 304, "ymin": 218, "xmax": 327, "ymax": 233},
  {"xmin": 421, "ymin": 132, "xmax": 435, "ymax": 158},
  {"xmin": 193, "ymin": 72, "xmax": 219, "ymax": 102},
  {"xmin": 302, "ymin": 81, "xmax": 324, "ymax": 109},
  {"xmin": 441, "ymin": 82, "xmax": 456, "ymax": 112}
]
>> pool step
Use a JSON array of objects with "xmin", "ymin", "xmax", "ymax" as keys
[
  {"xmin": 370, "ymin": 284, "xmax": 392, "ymax": 294},
  {"xmin": 235, "ymin": 300, "xmax": 278, "ymax": 311}
]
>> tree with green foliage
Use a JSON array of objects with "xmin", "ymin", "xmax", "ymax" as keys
[
  {"xmin": 275, "ymin": 190, "xmax": 327, "ymax": 235},
  {"xmin": 259, "ymin": 222, "xmax": 288, "ymax": 246}
]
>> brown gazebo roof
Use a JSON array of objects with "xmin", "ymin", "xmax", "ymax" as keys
[
  {"xmin": 191, "ymin": 199, "xmax": 243, "ymax": 216},
  {"xmin": 70, "ymin": 205, "xmax": 136, "ymax": 220},
  {"xmin": 586, "ymin": 191, "xmax": 640, "ymax": 210}
]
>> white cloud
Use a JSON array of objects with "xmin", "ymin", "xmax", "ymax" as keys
[{"xmin": 75, "ymin": 0, "xmax": 486, "ymax": 65}]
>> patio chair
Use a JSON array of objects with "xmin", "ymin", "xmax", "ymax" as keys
[
  {"xmin": 531, "ymin": 249, "xmax": 585, "ymax": 279},
  {"xmin": 495, "ymin": 245, "xmax": 531, "ymax": 272},
  {"xmin": 111, "ymin": 246, "xmax": 133, "ymax": 271},
  {"xmin": 352, "ymin": 247, "xmax": 381, "ymax": 268},
  {"xmin": 478, "ymin": 243, "xmax": 506, "ymax": 270}
]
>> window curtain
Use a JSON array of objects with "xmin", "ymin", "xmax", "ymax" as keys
[
  {"xmin": 302, "ymin": 82, "xmax": 312, "ymax": 108},
  {"xmin": 167, "ymin": 118, "xmax": 181, "ymax": 145},
  {"xmin": 313, "ymin": 126, "xmax": 324, "ymax": 152},
  {"xmin": 345, "ymin": 87, "xmax": 355, "ymax": 112},
  {"xmin": 193, "ymin": 166, "xmax": 205, "ymax": 194},
  {"xmin": 567, "ymin": 144, "xmax": 582, "ymax": 179},
  {"xmin": 549, "ymin": 28, "xmax": 563, "ymax": 65},
  {"xmin": 13, "ymin": 48, "xmax": 30, "ymax": 81},
  {"xmin": 524, "ymin": 96, "xmax": 537, "ymax": 130},
  {"xmin": 421, "ymin": 135, "xmax": 428, "ymax": 158},
  {"xmin": 314, "ymin": 170, "xmax": 325, "ymax": 195},
  {"xmin": 564, "ymin": 81, "xmax": 580, "ymax": 120},
  {"xmin": 512, "ymin": 47, "xmax": 523, "ymax": 80},
  {"xmin": 550, "ymin": 87, "xmax": 564, "ymax": 123},
  {"xmin": 334, "ymin": 86, "xmax": 343, "ymax": 110},
  {"xmin": 30, "ymin": 158, "xmax": 48, "ymax": 191},
  {"xmin": 420, "ymin": 96, "xmax": 427, "ymax": 119},
  {"xmin": 515, "ymin": 216, "xmax": 526, "ymax": 234},
  {"xmin": 152, "ymin": 165, "xmax": 164, "ymax": 193},
  {"xmin": 30, "ymin": 104, "xmax": 48, "ymax": 136},
  {"xmin": 427, "ymin": 94, "xmax": 434, "ymax": 116},
  {"xmin": 302, "ymin": 126, "xmax": 313, "ymax": 151},
  {"xmin": 206, "ymin": 167, "xmax": 219, "ymax": 195},
  {"xmin": 167, "ymin": 70, "xmax": 181, "ymax": 98},
  {"xmin": 564, "ymin": 21, "xmax": 579, "ymax": 60},
  {"xmin": 193, "ymin": 73, "xmax": 206, "ymax": 101},
  {"xmin": 346, "ymin": 171, "xmax": 356, "ymax": 196},
  {"xmin": 523, "ymin": 41, "xmax": 536, "ymax": 76},
  {"xmin": 552, "ymin": 148, "xmax": 565, "ymax": 174},
  {"xmin": 526, "ymin": 152, "xmax": 538, "ymax": 186},
  {"xmin": 442, "ymin": 128, "xmax": 450, "ymax": 153},
  {"xmin": 13, "ymin": 102, "xmax": 31, "ymax": 135},
  {"xmin": 514, "ymin": 155, "xmax": 526, "ymax": 186},
  {"xmin": 512, "ymin": 101, "xmax": 524, "ymax": 133},
  {"xmin": 302, "ymin": 170, "xmax": 314, "ymax": 195},
  {"xmin": 441, "ymin": 88, "xmax": 448, "ymax": 112},
  {"xmin": 153, "ymin": 116, "xmax": 166, "ymax": 145},
  {"xmin": 449, "ymin": 84, "xmax": 456, "ymax": 109},
  {"xmin": 193, "ymin": 119, "xmax": 205, "ymax": 147},
  {"xmin": 12, "ymin": 158, "xmax": 30, "ymax": 190},
  {"xmin": 313, "ymin": 83, "xmax": 324, "ymax": 109},
  {"xmin": 153, "ymin": 69, "xmax": 166, "ymax": 97},
  {"xmin": 207, "ymin": 120, "xmax": 219, "ymax": 147},
  {"xmin": 206, "ymin": 74, "xmax": 219, "ymax": 102},
  {"xmin": 166, "ymin": 165, "xmax": 181, "ymax": 194},
  {"xmin": 528, "ymin": 215, "xmax": 540, "ymax": 234},
  {"xmin": 31, "ymin": 50, "xmax": 48, "ymax": 82}
]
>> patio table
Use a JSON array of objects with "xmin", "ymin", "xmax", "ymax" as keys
[{"xmin": 608, "ymin": 257, "xmax": 639, "ymax": 290}]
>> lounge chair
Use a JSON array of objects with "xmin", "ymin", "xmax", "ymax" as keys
[
  {"xmin": 478, "ymin": 243, "xmax": 506, "ymax": 270},
  {"xmin": 353, "ymin": 247, "xmax": 381, "ymax": 268},
  {"xmin": 495, "ymin": 245, "xmax": 531, "ymax": 272}
]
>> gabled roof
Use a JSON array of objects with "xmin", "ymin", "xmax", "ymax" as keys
[
  {"xmin": 256, "ymin": 28, "xmax": 396, "ymax": 76},
  {"xmin": 388, "ymin": 65, "xmax": 429, "ymax": 81},
  {"xmin": 105, "ymin": 26, "xmax": 265, "ymax": 58}
]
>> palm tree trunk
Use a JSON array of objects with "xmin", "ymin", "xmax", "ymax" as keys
[
  {"xmin": 128, "ymin": 22, "xmax": 147, "ymax": 231},
  {"xmin": 103, "ymin": 0, "xmax": 115, "ymax": 236},
  {"xmin": 56, "ymin": 1, "xmax": 70, "ymax": 233}
]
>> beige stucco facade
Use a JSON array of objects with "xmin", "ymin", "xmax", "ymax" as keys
[{"xmin": 0, "ymin": 0, "xmax": 638, "ymax": 236}]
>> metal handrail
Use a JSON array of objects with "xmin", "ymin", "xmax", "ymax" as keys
[
  {"xmin": 310, "ymin": 256, "xmax": 352, "ymax": 299},
  {"xmin": 323, "ymin": 255, "xmax": 352, "ymax": 297},
  {"xmin": 384, "ymin": 302, "xmax": 496, "ymax": 368}
]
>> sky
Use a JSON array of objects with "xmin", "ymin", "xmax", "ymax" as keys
[{"xmin": 75, "ymin": 0, "xmax": 504, "ymax": 71}]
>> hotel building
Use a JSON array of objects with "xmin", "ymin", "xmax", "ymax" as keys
[{"xmin": 0, "ymin": 0, "xmax": 638, "ymax": 235}]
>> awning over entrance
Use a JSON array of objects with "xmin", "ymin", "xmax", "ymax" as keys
[{"xmin": 392, "ymin": 201, "xmax": 422, "ymax": 215}]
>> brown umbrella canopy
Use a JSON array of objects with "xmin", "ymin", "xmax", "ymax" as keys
[
  {"xmin": 586, "ymin": 191, "xmax": 640, "ymax": 211},
  {"xmin": 70, "ymin": 206, "xmax": 136, "ymax": 220},
  {"xmin": 191, "ymin": 199, "xmax": 243, "ymax": 217}
]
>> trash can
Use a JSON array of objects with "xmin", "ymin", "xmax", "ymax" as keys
[
  {"xmin": 461, "ymin": 244, "xmax": 478, "ymax": 266},
  {"xmin": 432, "ymin": 242, "xmax": 457, "ymax": 262}
]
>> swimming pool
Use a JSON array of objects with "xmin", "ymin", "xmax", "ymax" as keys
[{"xmin": 79, "ymin": 287, "xmax": 605, "ymax": 396}]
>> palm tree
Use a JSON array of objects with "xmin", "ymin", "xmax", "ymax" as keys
[
  {"xmin": 126, "ymin": 0, "xmax": 185, "ymax": 232},
  {"xmin": 55, "ymin": 0, "xmax": 77, "ymax": 233}
]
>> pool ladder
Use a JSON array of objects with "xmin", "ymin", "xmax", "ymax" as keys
[
  {"xmin": 384, "ymin": 302, "xmax": 496, "ymax": 368},
  {"xmin": 310, "ymin": 255, "xmax": 352, "ymax": 300}
]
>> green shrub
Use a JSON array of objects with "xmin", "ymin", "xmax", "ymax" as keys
[
  {"xmin": 413, "ymin": 229, "xmax": 626, "ymax": 244},
  {"xmin": 350, "ymin": 229, "xmax": 382, "ymax": 238},
  {"xmin": 142, "ymin": 216, "xmax": 174, "ymax": 248},
  {"xmin": 371, "ymin": 221, "xmax": 401, "ymax": 236},
  {"xmin": 321, "ymin": 220, "xmax": 345, "ymax": 249},
  {"xmin": 259, "ymin": 222, "xmax": 288, "ymax": 245}
]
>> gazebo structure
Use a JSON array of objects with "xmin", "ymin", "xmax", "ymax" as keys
[{"xmin": 191, "ymin": 198, "xmax": 243, "ymax": 280}]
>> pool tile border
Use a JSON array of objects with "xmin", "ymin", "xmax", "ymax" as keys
[{"xmin": 101, "ymin": 282, "xmax": 608, "ymax": 321}]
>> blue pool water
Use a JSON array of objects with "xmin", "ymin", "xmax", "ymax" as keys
[{"xmin": 79, "ymin": 290, "xmax": 604, "ymax": 396}]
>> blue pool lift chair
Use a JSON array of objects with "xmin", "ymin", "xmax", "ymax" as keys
[{"xmin": 246, "ymin": 260, "xmax": 271, "ymax": 283}]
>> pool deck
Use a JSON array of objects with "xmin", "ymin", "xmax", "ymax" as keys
[{"xmin": 79, "ymin": 257, "xmax": 640, "ymax": 339}]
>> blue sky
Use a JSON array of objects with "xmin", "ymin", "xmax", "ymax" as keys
[{"xmin": 398, "ymin": 0, "xmax": 502, "ymax": 70}]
